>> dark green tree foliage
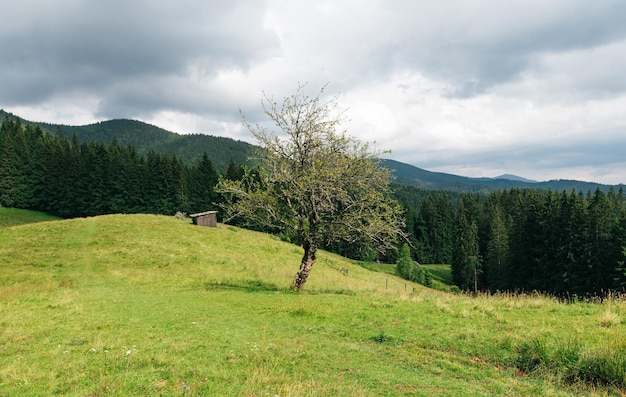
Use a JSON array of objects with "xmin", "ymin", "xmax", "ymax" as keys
[
  {"xmin": 35, "ymin": 117, "xmax": 255, "ymax": 172},
  {"xmin": 397, "ymin": 186, "xmax": 626, "ymax": 297},
  {"xmin": 451, "ymin": 196, "xmax": 482, "ymax": 291},
  {"xmin": 223, "ymin": 158, "xmax": 245, "ymax": 181},
  {"xmin": 187, "ymin": 152, "xmax": 219, "ymax": 213},
  {"xmin": 415, "ymin": 192, "xmax": 455, "ymax": 264},
  {"xmin": 586, "ymin": 188, "xmax": 616, "ymax": 293},
  {"xmin": 0, "ymin": 117, "xmax": 246, "ymax": 218},
  {"xmin": 0, "ymin": 123, "xmax": 18, "ymax": 207},
  {"xmin": 484, "ymin": 204, "xmax": 509, "ymax": 290},
  {"xmin": 477, "ymin": 188, "xmax": 626, "ymax": 297}
]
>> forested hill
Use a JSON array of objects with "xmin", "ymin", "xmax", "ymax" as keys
[
  {"xmin": 2, "ymin": 109, "xmax": 623, "ymax": 193},
  {"xmin": 383, "ymin": 159, "xmax": 624, "ymax": 194},
  {"xmin": 0, "ymin": 110, "xmax": 256, "ymax": 173}
]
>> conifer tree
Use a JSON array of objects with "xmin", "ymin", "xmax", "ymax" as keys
[
  {"xmin": 451, "ymin": 199, "xmax": 481, "ymax": 291},
  {"xmin": 187, "ymin": 152, "xmax": 219, "ymax": 213},
  {"xmin": 485, "ymin": 204, "xmax": 509, "ymax": 290}
]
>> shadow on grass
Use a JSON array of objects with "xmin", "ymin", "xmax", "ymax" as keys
[
  {"xmin": 203, "ymin": 279, "xmax": 356, "ymax": 296},
  {"xmin": 204, "ymin": 279, "xmax": 287, "ymax": 293}
]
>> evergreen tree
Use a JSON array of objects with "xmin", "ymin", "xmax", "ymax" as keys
[
  {"xmin": 586, "ymin": 188, "xmax": 615, "ymax": 294},
  {"xmin": 556, "ymin": 190, "xmax": 589, "ymax": 295},
  {"xmin": 223, "ymin": 158, "xmax": 245, "ymax": 181},
  {"xmin": 419, "ymin": 193, "xmax": 454, "ymax": 263},
  {"xmin": 187, "ymin": 152, "xmax": 219, "ymax": 213},
  {"xmin": 484, "ymin": 204, "xmax": 509, "ymax": 290},
  {"xmin": 451, "ymin": 199, "xmax": 481, "ymax": 291},
  {"xmin": 0, "ymin": 128, "xmax": 18, "ymax": 207}
]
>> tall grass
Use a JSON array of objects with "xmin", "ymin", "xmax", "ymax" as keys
[{"xmin": 516, "ymin": 336, "xmax": 626, "ymax": 388}]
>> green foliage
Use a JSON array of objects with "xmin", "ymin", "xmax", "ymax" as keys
[
  {"xmin": 3, "ymin": 108, "xmax": 626, "ymax": 297},
  {"xmin": 396, "ymin": 184, "xmax": 626, "ymax": 297},
  {"xmin": 0, "ymin": 116, "xmax": 248, "ymax": 218},
  {"xmin": 395, "ymin": 243, "xmax": 431, "ymax": 286},
  {"xmin": 451, "ymin": 195, "xmax": 482, "ymax": 292},
  {"xmin": 218, "ymin": 84, "xmax": 406, "ymax": 290},
  {"xmin": 422, "ymin": 264, "xmax": 453, "ymax": 287},
  {"xmin": 30, "ymin": 116, "xmax": 256, "ymax": 173},
  {"xmin": 392, "ymin": 186, "xmax": 463, "ymax": 266}
]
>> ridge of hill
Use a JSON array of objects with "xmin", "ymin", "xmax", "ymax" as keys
[
  {"xmin": 0, "ymin": 110, "xmax": 256, "ymax": 173},
  {"xmin": 494, "ymin": 174, "xmax": 538, "ymax": 183},
  {"xmin": 2, "ymin": 109, "xmax": 623, "ymax": 193},
  {"xmin": 1, "ymin": 213, "xmax": 623, "ymax": 395},
  {"xmin": 383, "ymin": 158, "xmax": 623, "ymax": 193}
]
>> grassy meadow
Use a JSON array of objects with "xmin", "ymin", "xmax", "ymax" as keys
[{"xmin": 0, "ymin": 213, "xmax": 625, "ymax": 396}]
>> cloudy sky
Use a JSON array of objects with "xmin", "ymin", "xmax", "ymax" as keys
[{"xmin": 2, "ymin": 1, "xmax": 626, "ymax": 184}]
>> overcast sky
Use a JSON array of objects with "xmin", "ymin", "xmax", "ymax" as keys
[{"xmin": 2, "ymin": 1, "xmax": 626, "ymax": 184}]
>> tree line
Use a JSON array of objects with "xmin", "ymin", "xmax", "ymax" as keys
[
  {"xmin": 398, "ymin": 186, "xmax": 626, "ymax": 296},
  {"xmin": 3, "ymin": 115, "xmax": 626, "ymax": 296},
  {"xmin": 0, "ymin": 117, "xmax": 243, "ymax": 218}
]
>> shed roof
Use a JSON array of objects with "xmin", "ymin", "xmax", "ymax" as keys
[{"xmin": 189, "ymin": 211, "xmax": 217, "ymax": 218}]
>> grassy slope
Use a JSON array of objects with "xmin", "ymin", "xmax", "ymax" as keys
[
  {"xmin": 0, "ymin": 214, "xmax": 624, "ymax": 396},
  {"xmin": 0, "ymin": 207, "xmax": 61, "ymax": 228}
]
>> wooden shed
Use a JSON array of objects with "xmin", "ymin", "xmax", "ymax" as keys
[{"xmin": 189, "ymin": 211, "xmax": 217, "ymax": 227}]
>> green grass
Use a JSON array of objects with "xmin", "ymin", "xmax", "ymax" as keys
[
  {"xmin": 0, "ymin": 207, "xmax": 61, "ymax": 228},
  {"xmin": 422, "ymin": 264, "xmax": 457, "ymax": 291},
  {"xmin": 1, "ymin": 213, "xmax": 625, "ymax": 396}
]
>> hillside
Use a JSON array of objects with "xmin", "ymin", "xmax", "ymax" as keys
[
  {"xmin": 0, "ymin": 207, "xmax": 61, "ymax": 228},
  {"xmin": 0, "ymin": 110, "xmax": 256, "ymax": 172},
  {"xmin": 2, "ymin": 109, "xmax": 623, "ymax": 192},
  {"xmin": 0, "ymin": 214, "xmax": 624, "ymax": 395}
]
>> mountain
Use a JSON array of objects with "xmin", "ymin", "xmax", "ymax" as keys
[
  {"xmin": 383, "ymin": 159, "xmax": 623, "ymax": 193},
  {"xmin": 2, "ymin": 109, "xmax": 623, "ymax": 193},
  {"xmin": 493, "ymin": 174, "xmax": 538, "ymax": 183},
  {"xmin": 0, "ymin": 110, "xmax": 256, "ymax": 173}
]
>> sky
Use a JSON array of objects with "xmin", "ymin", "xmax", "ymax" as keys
[{"xmin": 2, "ymin": 1, "xmax": 626, "ymax": 185}]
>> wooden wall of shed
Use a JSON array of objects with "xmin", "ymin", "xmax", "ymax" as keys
[{"xmin": 193, "ymin": 213, "xmax": 217, "ymax": 227}]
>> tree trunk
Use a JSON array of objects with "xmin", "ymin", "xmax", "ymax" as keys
[{"xmin": 291, "ymin": 240, "xmax": 317, "ymax": 292}]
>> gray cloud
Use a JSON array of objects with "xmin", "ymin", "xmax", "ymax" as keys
[
  {"xmin": 1, "ymin": 1, "xmax": 278, "ymax": 115},
  {"xmin": 397, "ymin": 1, "xmax": 626, "ymax": 96},
  {"xmin": 2, "ymin": 0, "xmax": 625, "ymax": 184}
]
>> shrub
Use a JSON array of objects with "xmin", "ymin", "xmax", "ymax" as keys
[{"xmin": 396, "ymin": 243, "xmax": 432, "ymax": 286}]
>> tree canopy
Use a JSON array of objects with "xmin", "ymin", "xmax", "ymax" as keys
[{"xmin": 218, "ymin": 85, "xmax": 406, "ymax": 291}]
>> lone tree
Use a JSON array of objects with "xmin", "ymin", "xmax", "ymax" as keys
[{"xmin": 219, "ymin": 84, "xmax": 406, "ymax": 291}]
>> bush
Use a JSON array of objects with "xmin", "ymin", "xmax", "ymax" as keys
[{"xmin": 396, "ymin": 244, "xmax": 432, "ymax": 286}]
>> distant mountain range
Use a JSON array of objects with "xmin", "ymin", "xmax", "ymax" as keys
[
  {"xmin": 382, "ymin": 159, "xmax": 623, "ymax": 193},
  {"xmin": 2, "ymin": 109, "xmax": 622, "ymax": 193},
  {"xmin": 493, "ymin": 174, "xmax": 538, "ymax": 183}
]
